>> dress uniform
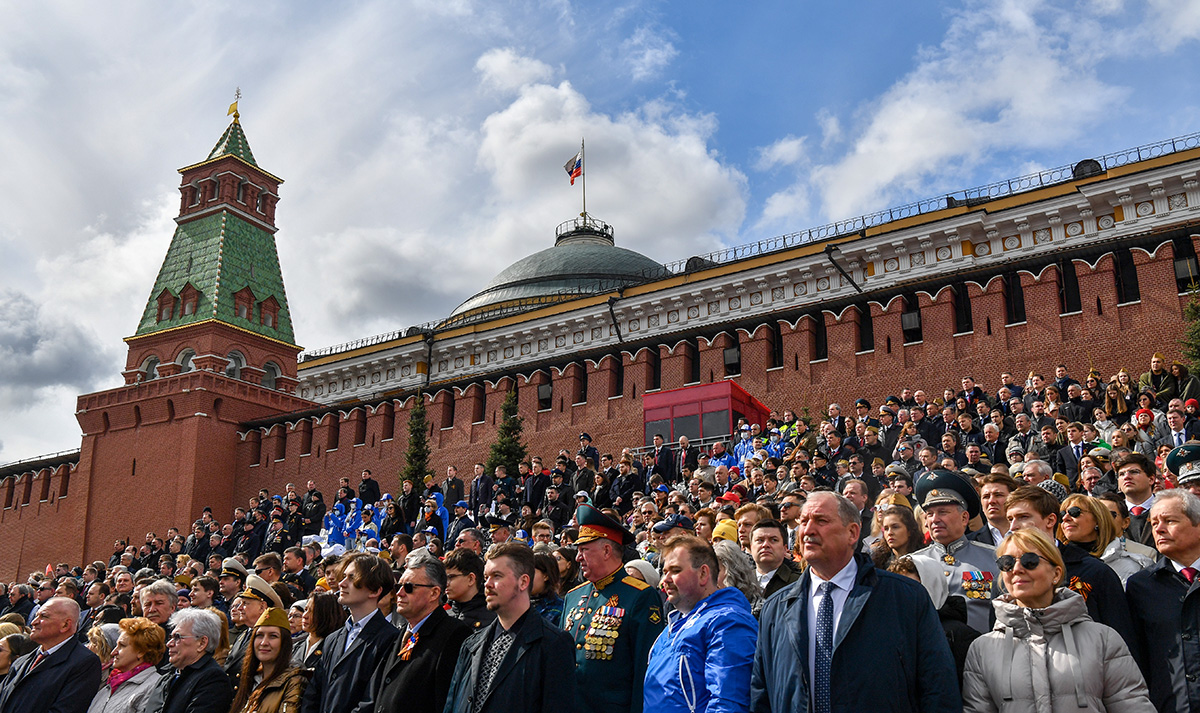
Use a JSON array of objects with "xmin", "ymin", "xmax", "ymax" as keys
[
  {"xmin": 1167, "ymin": 441, "xmax": 1200, "ymax": 491},
  {"xmin": 912, "ymin": 469, "xmax": 1000, "ymax": 634},
  {"xmin": 562, "ymin": 505, "xmax": 664, "ymax": 713}
]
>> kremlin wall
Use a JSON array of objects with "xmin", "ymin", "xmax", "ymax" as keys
[{"xmin": 1, "ymin": 115, "xmax": 1200, "ymax": 581}]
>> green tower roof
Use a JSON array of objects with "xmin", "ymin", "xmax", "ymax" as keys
[
  {"xmin": 206, "ymin": 117, "xmax": 257, "ymax": 166},
  {"xmin": 134, "ymin": 211, "xmax": 296, "ymax": 345}
]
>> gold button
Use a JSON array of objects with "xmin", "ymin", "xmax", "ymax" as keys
[
  {"xmin": 944, "ymin": 571, "xmax": 950, "ymax": 576},
  {"xmin": 577, "ymin": 644, "xmax": 582, "ymax": 649}
]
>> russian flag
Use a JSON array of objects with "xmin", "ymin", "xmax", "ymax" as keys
[{"xmin": 564, "ymin": 149, "xmax": 582, "ymax": 185}]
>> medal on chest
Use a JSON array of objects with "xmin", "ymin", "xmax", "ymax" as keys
[
  {"xmin": 582, "ymin": 596, "xmax": 624, "ymax": 661},
  {"xmin": 961, "ymin": 571, "xmax": 993, "ymax": 599}
]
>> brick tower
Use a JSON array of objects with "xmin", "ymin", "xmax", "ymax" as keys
[{"xmin": 66, "ymin": 108, "xmax": 316, "ymax": 566}]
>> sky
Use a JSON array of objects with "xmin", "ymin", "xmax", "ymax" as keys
[{"xmin": 2, "ymin": 0, "xmax": 1200, "ymax": 461}]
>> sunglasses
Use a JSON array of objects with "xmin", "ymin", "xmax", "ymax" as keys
[
  {"xmin": 1060, "ymin": 506, "xmax": 1084, "ymax": 520},
  {"xmin": 996, "ymin": 552, "xmax": 1052, "ymax": 572},
  {"xmin": 399, "ymin": 582, "xmax": 437, "ymax": 594}
]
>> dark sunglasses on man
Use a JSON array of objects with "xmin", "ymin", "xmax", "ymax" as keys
[
  {"xmin": 996, "ymin": 552, "xmax": 1052, "ymax": 572},
  {"xmin": 398, "ymin": 581, "xmax": 437, "ymax": 594}
]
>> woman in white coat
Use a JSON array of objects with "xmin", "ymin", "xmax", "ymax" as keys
[
  {"xmin": 962, "ymin": 528, "xmax": 1154, "ymax": 713},
  {"xmin": 87, "ymin": 617, "xmax": 165, "ymax": 713}
]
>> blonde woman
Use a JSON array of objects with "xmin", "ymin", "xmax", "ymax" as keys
[{"xmin": 1057, "ymin": 494, "xmax": 1153, "ymax": 585}]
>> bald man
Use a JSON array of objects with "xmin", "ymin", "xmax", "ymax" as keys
[{"xmin": 0, "ymin": 597, "xmax": 101, "ymax": 713}]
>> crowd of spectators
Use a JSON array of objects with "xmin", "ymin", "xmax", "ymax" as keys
[{"xmin": 4, "ymin": 352, "xmax": 1200, "ymax": 712}]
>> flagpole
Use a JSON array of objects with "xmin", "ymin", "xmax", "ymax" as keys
[{"xmin": 581, "ymin": 138, "xmax": 587, "ymax": 219}]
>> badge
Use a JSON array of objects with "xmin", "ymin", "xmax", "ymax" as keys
[{"xmin": 942, "ymin": 553, "xmax": 956, "ymax": 565}]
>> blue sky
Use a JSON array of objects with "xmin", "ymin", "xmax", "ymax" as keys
[{"xmin": 1, "ymin": 0, "xmax": 1199, "ymax": 460}]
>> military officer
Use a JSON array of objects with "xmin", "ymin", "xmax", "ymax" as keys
[
  {"xmin": 911, "ymin": 469, "xmax": 1000, "ymax": 634},
  {"xmin": 562, "ymin": 504, "xmax": 663, "ymax": 713},
  {"xmin": 1167, "ymin": 441, "xmax": 1200, "ymax": 498}
]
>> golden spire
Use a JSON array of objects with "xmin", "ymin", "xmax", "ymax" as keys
[{"xmin": 227, "ymin": 87, "xmax": 241, "ymax": 121}]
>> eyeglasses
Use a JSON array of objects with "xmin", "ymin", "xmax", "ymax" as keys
[
  {"xmin": 996, "ymin": 552, "xmax": 1052, "ymax": 572},
  {"xmin": 398, "ymin": 582, "xmax": 437, "ymax": 594},
  {"xmin": 168, "ymin": 633, "xmax": 201, "ymax": 643},
  {"xmin": 1059, "ymin": 506, "xmax": 1084, "ymax": 520}
]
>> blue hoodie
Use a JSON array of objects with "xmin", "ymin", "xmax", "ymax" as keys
[
  {"xmin": 325, "ymin": 503, "xmax": 346, "ymax": 546},
  {"xmin": 644, "ymin": 586, "xmax": 758, "ymax": 713},
  {"xmin": 432, "ymin": 491, "xmax": 450, "ymax": 534}
]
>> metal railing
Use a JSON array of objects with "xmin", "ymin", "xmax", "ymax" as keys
[
  {"xmin": 0, "ymin": 448, "xmax": 80, "ymax": 474},
  {"xmin": 299, "ymin": 130, "xmax": 1200, "ymax": 362}
]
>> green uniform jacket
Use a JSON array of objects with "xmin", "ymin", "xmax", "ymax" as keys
[{"xmin": 562, "ymin": 568, "xmax": 664, "ymax": 713}]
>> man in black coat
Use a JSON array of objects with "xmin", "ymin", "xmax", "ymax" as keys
[
  {"xmin": 358, "ymin": 469, "xmax": 382, "ymax": 506},
  {"xmin": 301, "ymin": 481, "xmax": 327, "ymax": 536},
  {"xmin": 143, "ymin": 608, "xmax": 233, "ymax": 713},
  {"xmin": 1127, "ymin": 488, "xmax": 1200, "ymax": 712},
  {"xmin": 358, "ymin": 553, "xmax": 471, "ymax": 713},
  {"xmin": 469, "ymin": 463, "xmax": 495, "ymax": 518},
  {"xmin": 0, "ymin": 597, "xmax": 100, "ymax": 713},
  {"xmin": 302, "ymin": 553, "xmax": 399, "ymax": 713},
  {"xmin": 443, "ymin": 543, "xmax": 576, "ymax": 713}
]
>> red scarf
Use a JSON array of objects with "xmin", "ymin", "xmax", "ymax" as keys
[{"xmin": 108, "ymin": 662, "xmax": 151, "ymax": 693}]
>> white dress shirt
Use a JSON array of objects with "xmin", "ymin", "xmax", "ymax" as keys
[
  {"xmin": 807, "ymin": 557, "xmax": 859, "ymax": 692},
  {"xmin": 343, "ymin": 608, "xmax": 378, "ymax": 654}
]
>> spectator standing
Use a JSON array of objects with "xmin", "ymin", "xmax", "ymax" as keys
[
  {"xmin": 563, "ymin": 504, "xmax": 664, "ymax": 713},
  {"xmin": 645, "ymin": 535, "xmax": 757, "ymax": 713},
  {"xmin": 443, "ymin": 543, "xmax": 576, "ymax": 713},
  {"xmin": 443, "ymin": 466, "xmax": 466, "ymax": 506},
  {"xmin": 1127, "ymin": 489, "xmax": 1200, "ymax": 712},
  {"xmin": 300, "ymin": 553, "xmax": 398, "ymax": 713},
  {"xmin": 750, "ymin": 492, "xmax": 959, "ymax": 713},
  {"xmin": 0, "ymin": 597, "xmax": 101, "ymax": 713},
  {"xmin": 962, "ymin": 528, "xmax": 1154, "ymax": 713},
  {"xmin": 361, "ymin": 551, "xmax": 471, "ymax": 713},
  {"xmin": 141, "ymin": 608, "xmax": 233, "ymax": 713}
]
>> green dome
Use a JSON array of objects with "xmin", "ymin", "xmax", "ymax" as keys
[{"xmin": 444, "ymin": 218, "xmax": 666, "ymax": 327}]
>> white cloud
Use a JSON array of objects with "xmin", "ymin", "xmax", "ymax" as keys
[
  {"xmin": 476, "ymin": 48, "xmax": 555, "ymax": 93},
  {"xmin": 755, "ymin": 135, "xmax": 807, "ymax": 171},
  {"xmin": 621, "ymin": 26, "xmax": 679, "ymax": 81}
]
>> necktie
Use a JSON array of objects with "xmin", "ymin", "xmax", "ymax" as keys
[
  {"xmin": 1131, "ymin": 506, "xmax": 1146, "ymax": 517},
  {"xmin": 814, "ymin": 581, "xmax": 835, "ymax": 713},
  {"xmin": 1075, "ymin": 444, "xmax": 1082, "ymax": 461},
  {"xmin": 1183, "ymin": 567, "xmax": 1198, "ymax": 584},
  {"xmin": 28, "ymin": 651, "xmax": 47, "ymax": 672},
  {"xmin": 1178, "ymin": 433, "xmax": 1185, "ymax": 447}
]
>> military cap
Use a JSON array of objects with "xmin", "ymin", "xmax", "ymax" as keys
[
  {"xmin": 253, "ymin": 607, "xmax": 291, "ymax": 630},
  {"xmin": 219, "ymin": 557, "xmax": 248, "ymax": 582},
  {"xmin": 885, "ymin": 464, "xmax": 911, "ymax": 479},
  {"xmin": 486, "ymin": 514, "xmax": 513, "ymax": 531},
  {"xmin": 915, "ymin": 469, "xmax": 981, "ymax": 519},
  {"xmin": 574, "ymin": 503, "xmax": 635, "ymax": 546},
  {"xmin": 238, "ymin": 573, "xmax": 284, "ymax": 609},
  {"xmin": 1167, "ymin": 442, "xmax": 1200, "ymax": 485},
  {"xmin": 579, "ymin": 432, "xmax": 592, "ymax": 442},
  {"xmin": 855, "ymin": 398, "xmax": 871, "ymax": 408}
]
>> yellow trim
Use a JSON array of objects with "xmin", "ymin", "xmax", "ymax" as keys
[
  {"xmin": 124, "ymin": 318, "xmax": 301, "ymax": 350},
  {"xmin": 177, "ymin": 154, "xmax": 284, "ymax": 184},
  {"xmin": 622, "ymin": 575, "xmax": 651, "ymax": 590},
  {"xmin": 296, "ymin": 146, "xmax": 1200, "ymax": 366},
  {"xmin": 1114, "ymin": 205, "xmax": 1125, "ymax": 222},
  {"xmin": 865, "ymin": 261, "xmax": 875, "ymax": 277},
  {"xmin": 961, "ymin": 240, "xmax": 974, "ymax": 256}
]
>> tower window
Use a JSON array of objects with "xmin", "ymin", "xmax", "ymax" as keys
[
  {"xmin": 234, "ymin": 287, "xmax": 256, "ymax": 321},
  {"xmin": 156, "ymin": 289, "xmax": 177, "ymax": 323}
]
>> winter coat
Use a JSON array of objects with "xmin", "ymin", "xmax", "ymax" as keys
[
  {"xmin": 234, "ymin": 666, "xmax": 308, "ymax": 713},
  {"xmin": 1126, "ymin": 555, "xmax": 1200, "ymax": 712},
  {"xmin": 750, "ymin": 552, "xmax": 960, "ymax": 713},
  {"xmin": 962, "ymin": 589, "xmax": 1154, "ymax": 713},
  {"xmin": 644, "ymin": 586, "xmax": 758, "ymax": 713},
  {"xmin": 87, "ymin": 665, "xmax": 160, "ymax": 713}
]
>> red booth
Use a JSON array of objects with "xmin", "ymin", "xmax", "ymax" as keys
[{"xmin": 641, "ymin": 381, "xmax": 771, "ymax": 447}]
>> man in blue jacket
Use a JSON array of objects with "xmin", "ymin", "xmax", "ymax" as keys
[
  {"xmin": 750, "ymin": 491, "xmax": 960, "ymax": 713},
  {"xmin": 645, "ymin": 535, "xmax": 757, "ymax": 713}
]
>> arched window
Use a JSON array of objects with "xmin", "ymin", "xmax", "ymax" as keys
[
  {"xmin": 225, "ymin": 351, "xmax": 246, "ymax": 380},
  {"xmin": 262, "ymin": 362, "xmax": 280, "ymax": 390},
  {"xmin": 177, "ymin": 349, "xmax": 196, "ymax": 373},
  {"xmin": 142, "ymin": 356, "xmax": 160, "ymax": 381}
]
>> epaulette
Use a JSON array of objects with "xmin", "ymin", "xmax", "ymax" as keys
[
  {"xmin": 621, "ymin": 575, "xmax": 651, "ymax": 590},
  {"xmin": 567, "ymin": 581, "xmax": 590, "ymax": 594}
]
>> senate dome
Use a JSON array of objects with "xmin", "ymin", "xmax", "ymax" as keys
[{"xmin": 443, "ymin": 216, "xmax": 668, "ymax": 328}]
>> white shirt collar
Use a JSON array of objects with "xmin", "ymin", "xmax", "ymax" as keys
[
  {"xmin": 1171, "ymin": 555, "xmax": 1200, "ymax": 572},
  {"xmin": 348, "ymin": 607, "xmax": 378, "ymax": 628},
  {"xmin": 1126, "ymin": 494, "xmax": 1156, "ymax": 511},
  {"xmin": 38, "ymin": 637, "xmax": 72, "ymax": 658},
  {"xmin": 808, "ymin": 556, "xmax": 858, "ymax": 595}
]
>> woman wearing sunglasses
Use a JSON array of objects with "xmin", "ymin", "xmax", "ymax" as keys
[
  {"xmin": 1057, "ymin": 495, "xmax": 1153, "ymax": 585},
  {"xmin": 962, "ymin": 528, "xmax": 1154, "ymax": 713},
  {"xmin": 230, "ymin": 608, "xmax": 309, "ymax": 713}
]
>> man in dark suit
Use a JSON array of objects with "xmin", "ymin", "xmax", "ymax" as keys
[
  {"xmin": 1155, "ymin": 409, "xmax": 1200, "ymax": 452},
  {"xmin": 0, "ymin": 597, "xmax": 100, "ymax": 713},
  {"xmin": 675, "ymin": 436, "xmax": 699, "ymax": 479},
  {"xmin": 1055, "ymin": 422, "xmax": 1093, "ymax": 487},
  {"xmin": 750, "ymin": 520, "xmax": 801, "ymax": 615},
  {"xmin": 443, "ymin": 543, "xmax": 576, "ymax": 713},
  {"xmin": 359, "ymin": 552, "xmax": 471, "ymax": 713},
  {"xmin": 1116, "ymin": 452, "xmax": 1158, "ymax": 550},
  {"xmin": 302, "ymin": 553, "xmax": 399, "ymax": 713},
  {"xmin": 359, "ymin": 469, "xmax": 382, "ymax": 506},
  {"xmin": 142, "ymin": 608, "xmax": 233, "ymax": 713},
  {"xmin": 469, "ymin": 463, "xmax": 494, "ymax": 517},
  {"xmin": 750, "ymin": 492, "xmax": 959, "ymax": 713},
  {"xmin": 1127, "ymin": 489, "xmax": 1200, "ymax": 712},
  {"xmin": 649, "ymin": 433, "xmax": 676, "ymax": 484},
  {"xmin": 442, "ymin": 466, "xmax": 466, "ymax": 506}
]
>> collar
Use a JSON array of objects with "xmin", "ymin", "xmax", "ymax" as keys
[
  {"xmin": 591, "ymin": 567, "xmax": 622, "ymax": 590},
  {"xmin": 37, "ymin": 637, "xmax": 72, "ymax": 659},
  {"xmin": 1170, "ymin": 555, "xmax": 1200, "ymax": 572},
  {"xmin": 347, "ymin": 608, "xmax": 379, "ymax": 629},
  {"xmin": 809, "ymin": 556, "xmax": 858, "ymax": 596},
  {"xmin": 406, "ymin": 609, "xmax": 436, "ymax": 634},
  {"xmin": 1126, "ymin": 494, "xmax": 1155, "ymax": 511},
  {"xmin": 930, "ymin": 536, "xmax": 970, "ymax": 555}
]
